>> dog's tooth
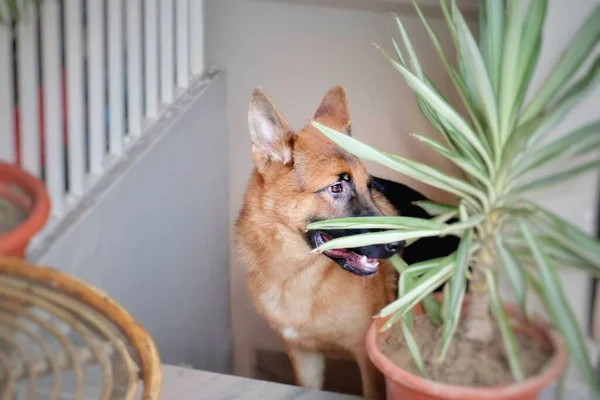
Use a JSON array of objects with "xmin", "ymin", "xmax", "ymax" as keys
[{"xmin": 360, "ymin": 255, "xmax": 367, "ymax": 264}]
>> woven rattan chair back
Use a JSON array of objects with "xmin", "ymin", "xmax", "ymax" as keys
[{"xmin": 0, "ymin": 256, "xmax": 162, "ymax": 400}]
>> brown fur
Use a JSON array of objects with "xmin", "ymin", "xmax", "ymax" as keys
[{"xmin": 236, "ymin": 86, "xmax": 397, "ymax": 399}]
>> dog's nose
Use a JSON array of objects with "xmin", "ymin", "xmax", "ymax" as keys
[{"xmin": 385, "ymin": 241, "xmax": 405, "ymax": 254}]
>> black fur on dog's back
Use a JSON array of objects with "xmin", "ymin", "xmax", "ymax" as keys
[{"xmin": 370, "ymin": 176, "xmax": 460, "ymax": 265}]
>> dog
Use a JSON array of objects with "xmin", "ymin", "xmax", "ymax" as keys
[{"xmin": 235, "ymin": 85, "xmax": 458, "ymax": 398}]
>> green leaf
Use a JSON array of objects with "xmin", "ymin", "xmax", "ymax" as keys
[
  {"xmin": 413, "ymin": 200, "xmax": 457, "ymax": 216},
  {"xmin": 388, "ymin": 33, "xmax": 407, "ymax": 66},
  {"xmin": 506, "ymin": 233, "xmax": 600, "ymax": 276},
  {"xmin": 410, "ymin": 133, "xmax": 494, "ymax": 192},
  {"xmin": 520, "ymin": 6, "xmax": 600, "ymax": 124},
  {"xmin": 498, "ymin": 0, "xmax": 525, "ymax": 141},
  {"xmin": 381, "ymin": 256, "xmax": 450, "ymax": 331},
  {"xmin": 372, "ymin": 51, "xmax": 494, "ymax": 173},
  {"xmin": 390, "ymin": 254, "xmax": 408, "ymax": 274},
  {"xmin": 519, "ymin": 222, "xmax": 599, "ymax": 395},
  {"xmin": 522, "ymin": 120, "xmax": 600, "ymax": 172},
  {"xmin": 312, "ymin": 122, "xmax": 485, "ymax": 208},
  {"xmin": 306, "ymin": 216, "xmax": 447, "ymax": 231},
  {"xmin": 439, "ymin": 230, "xmax": 472, "ymax": 359},
  {"xmin": 379, "ymin": 258, "xmax": 455, "ymax": 319},
  {"xmin": 533, "ymin": 207, "xmax": 600, "ymax": 267},
  {"xmin": 452, "ymin": 2, "xmax": 500, "ymax": 142},
  {"xmin": 394, "ymin": 14, "xmax": 423, "ymax": 79},
  {"xmin": 496, "ymin": 236, "xmax": 528, "ymax": 318},
  {"xmin": 412, "ymin": 1, "xmax": 485, "ymax": 137},
  {"xmin": 313, "ymin": 229, "xmax": 442, "ymax": 253},
  {"xmin": 482, "ymin": 0, "xmax": 504, "ymax": 93},
  {"xmin": 486, "ymin": 269, "xmax": 524, "ymax": 382},
  {"xmin": 514, "ymin": 0, "xmax": 547, "ymax": 114},
  {"xmin": 516, "ymin": 159, "xmax": 600, "ymax": 194},
  {"xmin": 401, "ymin": 320, "xmax": 429, "ymax": 377},
  {"xmin": 422, "ymin": 295, "xmax": 443, "ymax": 326}
]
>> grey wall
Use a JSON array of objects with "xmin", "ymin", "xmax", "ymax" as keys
[{"xmin": 32, "ymin": 73, "xmax": 233, "ymax": 374}]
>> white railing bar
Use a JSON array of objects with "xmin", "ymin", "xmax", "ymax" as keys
[
  {"xmin": 144, "ymin": 0, "xmax": 159, "ymax": 118},
  {"xmin": 126, "ymin": 0, "xmax": 143, "ymax": 137},
  {"xmin": 175, "ymin": 0, "xmax": 189, "ymax": 89},
  {"xmin": 160, "ymin": 0, "xmax": 174, "ymax": 103},
  {"xmin": 108, "ymin": 0, "xmax": 124, "ymax": 156},
  {"xmin": 189, "ymin": 0, "xmax": 205, "ymax": 76},
  {"xmin": 87, "ymin": 0, "xmax": 106, "ymax": 174},
  {"xmin": 16, "ymin": 9, "xmax": 41, "ymax": 177},
  {"xmin": 0, "ymin": 24, "xmax": 15, "ymax": 163},
  {"xmin": 64, "ymin": 0, "xmax": 86, "ymax": 196},
  {"xmin": 41, "ymin": 0, "xmax": 66, "ymax": 215}
]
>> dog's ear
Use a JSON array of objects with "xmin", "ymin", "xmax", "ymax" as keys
[
  {"xmin": 313, "ymin": 85, "xmax": 351, "ymax": 135},
  {"xmin": 248, "ymin": 88, "xmax": 294, "ymax": 168}
]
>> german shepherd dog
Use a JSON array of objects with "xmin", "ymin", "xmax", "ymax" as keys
[{"xmin": 235, "ymin": 86, "xmax": 458, "ymax": 398}]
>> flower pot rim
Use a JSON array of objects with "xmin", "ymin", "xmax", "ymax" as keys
[
  {"xmin": 0, "ymin": 161, "xmax": 51, "ymax": 256},
  {"xmin": 366, "ymin": 305, "xmax": 568, "ymax": 399}
]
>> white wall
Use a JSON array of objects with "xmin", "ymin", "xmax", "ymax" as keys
[{"xmin": 31, "ymin": 74, "xmax": 233, "ymax": 374}]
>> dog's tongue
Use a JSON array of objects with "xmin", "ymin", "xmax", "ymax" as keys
[{"xmin": 325, "ymin": 248, "xmax": 379, "ymax": 273}]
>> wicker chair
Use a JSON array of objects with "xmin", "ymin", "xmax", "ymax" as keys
[{"xmin": 0, "ymin": 256, "xmax": 162, "ymax": 399}]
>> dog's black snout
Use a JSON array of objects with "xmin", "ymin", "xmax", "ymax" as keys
[{"xmin": 385, "ymin": 240, "xmax": 405, "ymax": 254}]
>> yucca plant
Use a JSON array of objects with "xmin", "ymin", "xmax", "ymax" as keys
[{"xmin": 308, "ymin": 0, "xmax": 600, "ymax": 393}]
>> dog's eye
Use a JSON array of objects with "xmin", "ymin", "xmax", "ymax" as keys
[{"xmin": 329, "ymin": 182, "xmax": 344, "ymax": 194}]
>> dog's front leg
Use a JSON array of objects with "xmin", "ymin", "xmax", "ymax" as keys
[
  {"xmin": 355, "ymin": 350, "xmax": 385, "ymax": 400},
  {"xmin": 286, "ymin": 346, "xmax": 325, "ymax": 390}
]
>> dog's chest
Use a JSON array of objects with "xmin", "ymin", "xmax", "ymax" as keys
[{"xmin": 250, "ymin": 267, "xmax": 369, "ymax": 345}]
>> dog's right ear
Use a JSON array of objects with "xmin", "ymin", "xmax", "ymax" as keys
[{"xmin": 248, "ymin": 88, "xmax": 294, "ymax": 170}]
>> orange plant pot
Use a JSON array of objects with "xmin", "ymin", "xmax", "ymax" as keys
[
  {"xmin": 0, "ymin": 161, "xmax": 51, "ymax": 257},
  {"xmin": 365, "ymin": 299, "xmax": 568, "ymax": 400}
]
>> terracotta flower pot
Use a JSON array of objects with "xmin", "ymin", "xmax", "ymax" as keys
[
  {"xmin": 365, "ymin": 299, "xmax": 568, "ymax": 400},
  {"xmin": 0, "ymin": 161, "xmax": 51, "ymax": 257}
]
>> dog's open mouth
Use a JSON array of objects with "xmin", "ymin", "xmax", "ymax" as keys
[{"xmin": 316, "ymin": 233, "xmax": 379, "ymax": 275}]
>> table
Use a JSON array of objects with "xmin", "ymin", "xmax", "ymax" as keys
[{"xmin": 161, "ymin": 365, "xmax": 361, "ymax": 399}]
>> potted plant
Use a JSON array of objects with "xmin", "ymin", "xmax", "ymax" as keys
[
  {"xmin": 0, "ymin": 161, "xmax": 50, "ymax": 257},
  {"xmin": 308, "ymin": 1, "xmax": 600, "ymax": 398}
]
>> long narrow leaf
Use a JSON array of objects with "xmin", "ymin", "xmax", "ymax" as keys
[
  {"xmin": 401, "ymin": 321, "xmax": 428, "ymax": 377},
  {"xmin": 516, "ymin": 159, "xmax": 600, "ymax": 193},
  {"xmin": 413, "ymin": 200, "xmax": 457, "ymax": 216},
  {"xmin": 379, "ymin": 259, "xmax": 455, "ymax": 318},
  {"xmin": 496, "ymin": 236, "xmax": 528, "ymax": 318},
  {"xmin": 519, "ymin": 222, "xmax": 599, "ymax": 395},
  {"xmin": 313, "ymin": 122, "xmax": 485, "ymax": 207},
  {"xmin": 483, "ymin": 0, "xmax": 504, "ymax": 93},
  {"xmin": 373, "ymin": 51, "xmax": 494, "ymax": 172},
  {"xmin": 410, "ymin": 134, "xmax": 494, "ymax": 192},
  {"xmin": 520, "ymin": 6, "xmax": 600, "ymax": 123},
  {"xmin": 307, "ymin": 216, "xmax": 447, "ymax": 231},
  {"xmin": 439, "ymin": 230, "xmax": 472, "ymax": 359},
  {"xmin": 394, "ymin": 14, "xmax": 423, "ymax": 79},
  {"xmin": 498, "ymin": 0, "xmax": 525, "ymax": 141},
  {"xmin": 533, "ymin": 206, "xmax": 600, "ymax": 267},
  {"xmin": 522, "ymin": 121, "xmax": 600, "ymax": 172},
  {"xmin": 313, "ymin": 229, "xmax": 442, "ymax": 252},
  {"xmin": 453, "ymin": 3, "xmax": 500, "ymax": 142},
  {"xmin": 412, "ymin": 0, "xmax": 485, "ymax": 137},
  {"xmin": 514, "ymin": 0, "xmax": 547, "ymax": 113},
  {"xmin": 486, "ymin": 269, "xmax": 524, "ymax": 382},
  {"xmin": 506, "ymin": 233, "xmax": 600, "ymax": 276}
]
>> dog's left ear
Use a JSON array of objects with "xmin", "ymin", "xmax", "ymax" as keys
[
  {"xmin": 248, "ymin": 87, "xmax": 294, "ymax": 168},
  {"xmin": 314, "ymin": 85, "xmax": 351, "ymax": 135}
]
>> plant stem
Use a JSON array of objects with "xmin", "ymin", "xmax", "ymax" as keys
[{"xmin": 464, "ymin": 217, "xmax": 498, "ymax": 343}]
